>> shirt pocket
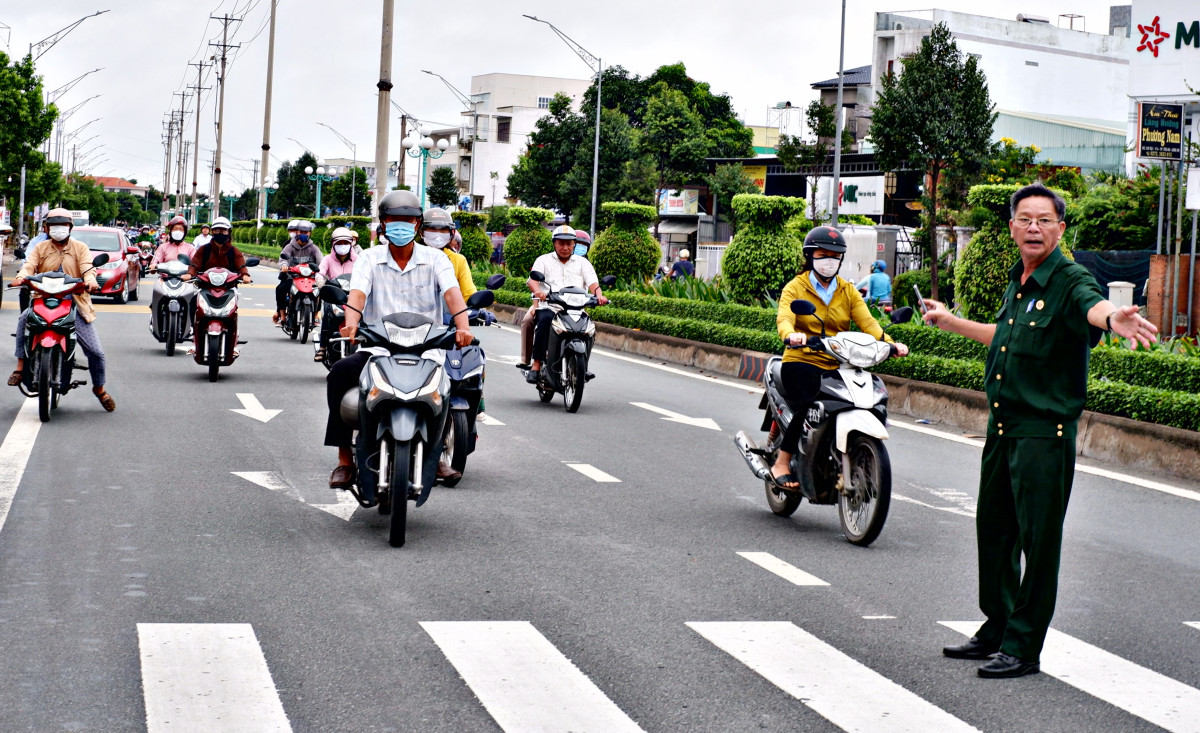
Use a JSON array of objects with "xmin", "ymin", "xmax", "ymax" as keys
[{"xmin": 1008, "ymin": 313, "xmax": 1054, "ymax": 355}]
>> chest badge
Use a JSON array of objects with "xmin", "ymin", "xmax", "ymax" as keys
[{"xmin": 1036, "ymin": 300, "xmax": 1045, "ymax": 311}]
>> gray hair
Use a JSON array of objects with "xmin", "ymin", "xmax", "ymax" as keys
[{"xmin": 1010, "ymin": 182, "xmax": 1065, "ymax": 221}]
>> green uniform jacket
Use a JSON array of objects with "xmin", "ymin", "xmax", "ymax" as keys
[{"xmin": 985, "ymin": 247, "xmax": 1105, "ymax": 440}]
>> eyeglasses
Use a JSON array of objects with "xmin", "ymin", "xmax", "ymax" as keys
[{"xmin": 1014, "ymin": 216, "xmax": 1061, "ymax": 229}]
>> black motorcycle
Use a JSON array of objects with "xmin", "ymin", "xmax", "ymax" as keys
[{"xmin": 315, "ymin": 273, "xmax": 356, "ymax": 371}]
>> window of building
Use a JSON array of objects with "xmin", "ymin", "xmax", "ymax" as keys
[
  {"xmin": 497, "ymin": 117, "xmax": 511, "ymax": 144},
  {"xmin": 537, "ymin": 96, "xmax": 551, "ymax": 109}
]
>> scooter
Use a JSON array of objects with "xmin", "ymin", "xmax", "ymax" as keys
[
  {"xmin": 734, "ymin": 300, "xmax": 914, "ymax": 546},
  {"xmin": 314, "ymin": 273, "xmax": 355, "ymax": 371},
  {"xmin": 318, "ymin": 282, "xmax": 496, "ymax": 547},
  {"xmin": 8, "ymin": 254, "xmax": 109, "ymax": 422},
  {"xmin": 191, "ymin": 258, "xmax": 260, "ymax": 382},
  {"xmin": 519, "ymin": 272, "xmax": 616, "ymax": 413},
  {"xmin": 149, "ymin": 255, "xmax": 197, "ymax": 356},
  {"xmin": 138, "ymin": 242, "xmax": 155, "ymax": 277},
  {"xmin": 281, "ymin": 259, "xmax": 319, "ymax": 343},
  {"xmin": 438, "ymin": 273, "xmax": 506, "ymax": 486}
]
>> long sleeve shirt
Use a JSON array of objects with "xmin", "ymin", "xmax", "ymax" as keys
[
  {"xmin": 776, "ymin": 272, "xmax": 891, "ymax": 369},
  {"xmin": 152, "ymin": 241, "xmax": 195, "ymax": 265},
  {"xmin": 319, "ymin": 251, "xmax": 357, "ymax": 281},
  {"xmin": 279, "ymin": 241, "xmax": 323, "ymax": 264},
  {"xmin": 16, "ymin": 237, "xmax": 101, "ymax": 323}
]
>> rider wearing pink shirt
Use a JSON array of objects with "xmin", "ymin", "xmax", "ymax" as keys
[
  {"xmin": 151, "ymin": 216, "xmax": 196, "ymax": 268},
  {"xmin": 314, "ymin": 227, "xmax": 358, "ymax": 362}
]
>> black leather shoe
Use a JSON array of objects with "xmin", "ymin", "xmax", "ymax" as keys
[
  {"xmin": 978, "ymin": 652, "xmax": 1040, "ymax": 678},
  {"xmin": 524, "ymin": 369, "xmax": 539, "ymax": 384},
  {"xmin": 943, "ymin": 636, "xmax": 1000, "ymax": 659}
]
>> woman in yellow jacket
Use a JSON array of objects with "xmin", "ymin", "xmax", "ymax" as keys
[{"xmin": 770, "ymin": 226, "xmax": 909, "ymax": 488}]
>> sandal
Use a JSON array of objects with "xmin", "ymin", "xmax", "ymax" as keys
[
  {"xmin": 7, "ymin": 370, "xmax": 23, "ymax": 387},
  {"xmin": 313, "ymin": 349, "xmax": 325, "ymax": 362},
  {"xmin": 94, "ymin": 389, "xmax": 116, "ymax": 412},
  {"xmin": 772, "ymin": 471, "xmax": 799, "ymax": 490}
]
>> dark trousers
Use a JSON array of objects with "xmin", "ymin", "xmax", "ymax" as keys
[
  {"xmin": 779, "ymin": 361, "xmax": 826, "ymax": 454},
  {"xmin": 275, "ymin": 274, "xmax": 290, "ymax": 312},
  {"xmin": 324, "ymin": 350, "xmax": 371, "ymax": 447},
  {"xmin": 974, "ymin": 435, "xmax": 1075, "ymax": 662},
  {"xmin": 530, "ymin": 308, "xmax": 556, "ymax": 363}
]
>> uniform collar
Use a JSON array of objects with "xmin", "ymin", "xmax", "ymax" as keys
[{"xmin": 1010, "ymin": 246, "xmax": 1064, "ymax": 289}]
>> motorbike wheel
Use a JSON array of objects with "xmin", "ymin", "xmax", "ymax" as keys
[
  {"xmin": 537, "ymin": 383, "xmax": 554, "ymax": 403},
  {"xmin": 838, "ymin": 435, "xmax": 892, "ymax": 547},
  {"xmin": 207, "ymin": 333, "xmax": 221, "ymax": 382},
  {"xmin": 562, "ymin": 352, "xmax": 586, "ymax": 413},
  {"xmin": 388, "ymin": 437, "xmax": 413, "ymax": 547},
  {"xmin": 37, "ymin": 351, "xmax": 52, "ymax": 423},
  {"xmin": 299, "ymin": 303, "xmax": 311, "ymax": 344},
  {"xmin": 439, "ymin": 411, "xmax": 470, "ymax": 487},
  {"xmin": 287, "ymin": 309, "xmax": 299, "ymax": 341},
  {"xmin": 763, "ymin": 446, "xmax": 802, "ymax": 517},
  {"xmin": 165, "ymin": 315, "xmax": 176, "ymax": 357}
]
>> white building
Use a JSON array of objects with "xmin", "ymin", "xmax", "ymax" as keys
[
  {"xmin": 1124, "ymin": 0, "xmax": 1200, "ymax": 174},
  {"xmin": 458, "ymin": 73, "xmax": 591, "ymax": 211}
]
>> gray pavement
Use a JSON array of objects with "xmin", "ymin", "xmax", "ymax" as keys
[{"xmin": 0, "ymin": 267, "xmax": 1198, "ymax": 732}]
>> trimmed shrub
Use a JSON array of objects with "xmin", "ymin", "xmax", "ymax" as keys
[
  {"xmin": 894, "ymin": 266, "xmax": 954, "ymax": 310},
  {"xmin": 590, "ymin": 202, "xmax": 660, "ymax": 282},
  {"xmin": 502, "ymin": 207, "xmax": 555, "ymax": 276},
  {"xmin": 722, "ymin": 194, "xmax": 806, "ymax": 304},
  {"xmin": 453, "ymin": 212, "xmax": 492, "ymax": 266},
  {"xmin": 591, "ymin": 307, "xmax": 783, "ymax": 354},
  {"xmin": 605, "ymin": 291, "xmax": 775, "ymax": 331},
  {"xmin": 885, "ymin": 322, "xmax": 988, "ymax": 361},
  {"xmin": 873, "ymin": 353, "xmax": 986, "ymax": 392},
  {"xmin": 1085, "ymin": 379, "xmax": 1200, "ymax": 432},
  {"xmin": 1089, "ymin": 347, "xmax": 1200, "ymax": 394}
]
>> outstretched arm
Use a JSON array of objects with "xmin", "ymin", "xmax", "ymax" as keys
[{"xmin": 922, "ymin": 299, "xmax": 996, "ymax": 346}]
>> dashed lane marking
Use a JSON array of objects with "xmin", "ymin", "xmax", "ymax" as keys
[
  {"xmin": 736, "ymin": 551, "xmax": 830, "ymax": 587},
  {"xmin": 563, "ymin": 462, "xmax": 621, "ymax": 483},
  {"xmin": 0, "ymin": 399, "xmax": 40, "ymax": 536},
  {"xmin": 891, "ymin": 493, "xmax": 977, "ymax": 518}
]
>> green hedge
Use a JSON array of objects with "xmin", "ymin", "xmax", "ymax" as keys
[
  {"xmin": 874, "ymin": 353, "xmax": 986, "ymax": 391},
  {"xmin": 885, "ymin": 323, "xmax": 988, "ymax": 361},
  {"xmin": 590, "ymin": 307, "xmax": 783, "ymax": 353},
  {"xmin": 605, "ymin": 291, "xmax": 776, "ymax": 332},
  {"xmin": 1085, "ymin": 379, "xmax": 1200, "ymax": 431}
]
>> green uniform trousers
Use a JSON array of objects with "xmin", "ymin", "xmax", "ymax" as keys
[{"xmin": 974, "ymin": 435, "xmax": 1076, "ymax": 662}]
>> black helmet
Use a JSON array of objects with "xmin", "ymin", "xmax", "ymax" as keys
[
  {"xmin": 802, "ymin": 225, "xmax": 847, "ymax": 267},
  {"xmin": 378, "ymin": 189, "xmax": 422, "ymax": 218}
]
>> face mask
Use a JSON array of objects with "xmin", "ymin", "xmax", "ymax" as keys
[
  {"xmin": 424, "ymin": 231, "xmax": 451, "ymax": 248},
  {"xmin": 211, "ymin": 232, "xmax": 231, "ymax": 246},
  {"xmin": 573, "ymin": 244, "xmax": 589, "ymax": 258},
  {"xmin": 384, "ymin": 221, "xmax": 417, "ymax": 247},
  {"xmin": 297, "ymin": 234, "xmax": 310, "ymax": 243},
  {"xmin": 813, "ymin": 257, "xmax": 841, "ymax": 279},
  {"xmin": 171, "ymin": 230, "xmax": 185, "ymax": 242},
  {"xmin": 48, "ymin": 225, "xmax": 70, "ymax": 242},
  {"xmin": 333, "ymin": 243, "xmax": 352, "ymax": 256}
]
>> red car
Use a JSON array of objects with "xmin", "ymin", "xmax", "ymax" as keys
[{"xmin": 69, "ymin": 226, "xmax": 141, "ymax": 303}]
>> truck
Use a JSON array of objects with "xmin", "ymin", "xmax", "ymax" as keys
[{"xmin": 70, "ymin": 210, "xmax": 89, "ymax": 227}]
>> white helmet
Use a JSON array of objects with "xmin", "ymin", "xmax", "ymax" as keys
[
  {"xmin": 210, "ymin": 216, "xmax": 232, "ymax": 230},
  {"xmin": 331, "ymin": 226, "xmax": 355, "ymax": 243},
  {"xmin": 287, "ymin": 219, "xmax": 300, "ymax": 230}
]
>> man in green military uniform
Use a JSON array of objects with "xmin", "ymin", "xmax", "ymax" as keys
[{"xmin": 922, "ymin": 183, "xmax": 1158, "ymax": 678}]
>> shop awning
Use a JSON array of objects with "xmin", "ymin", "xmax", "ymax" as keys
[{"xmin": 655, "ymin": 219, "xmax": 699, "ymax": 235}]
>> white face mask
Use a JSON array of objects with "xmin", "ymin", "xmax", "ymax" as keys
[
  {"xmin": 333, "ymin": 243, "xmax": 352, "ymax": 256},
  {"xmin": 424, "ymin": 231, "xmax": 451, "ymax": 248},
  {"xmin": 813, "ymin": 257, "xmax": 841, "ymax": 279},
  {"xmin": 170, "ymin": 230, "xmax": 185, "ymax": 242},
  {"xmin": 48, "ymin": 225, "xmax": 70, "ymax": 242}
]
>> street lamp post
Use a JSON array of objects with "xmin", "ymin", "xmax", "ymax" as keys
[
  {"xmin": 523, "ymin": 15, "xmax": 602, "ymax": 240},
  {"xmin": 421, "ymin": 70, "xmax": 479, "ymax": 211},
  {"xmin": 304, "ymin": 165, "xmax": 334, "ymax": 217},
  {"xmin": 262, "ymin": 179, "xmax": 280, "ymax": 218},
  {"xmin": 401, "ymin": 127, "xmax": 449, "ymax": 209},
  {"xmin": 317, "ymin": 122, "xmax": 358, "ymax": 216},
  {"xmin": 223, "ymin": 194, "xmax": 237, "ymax": 220}
]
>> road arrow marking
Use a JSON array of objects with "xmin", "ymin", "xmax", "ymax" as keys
[
  {"xmin": 1186, "ymin": 622, "xmax": 1200, "ymax": 632},
  {"xmin": 478, "ymin": 412, "xmax": 505, "ymax": 426},
  {"xmin": 630, "ymin": 401, "xmax": 720, "ymax": 431},
  {"xmin": 231, "ymin": 393, "xmax": 281, "ymax": 423},
  {"xmin": 563, "ymin": 462, "xmax": 621, "ymax": 483},
  {"xmin": 233, "ymin": 472, "xmax": 356, "ymax": 521},
  {"xmin": 232, "ymin": 471, "xmax": 290, "ymax": 492}
]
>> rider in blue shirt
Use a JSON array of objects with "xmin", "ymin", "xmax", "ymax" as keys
[{"xmin": 856, "ymin": 259, "xmax": 892, "ymax": 306}]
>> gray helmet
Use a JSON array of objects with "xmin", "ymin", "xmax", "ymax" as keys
[
  {"xmin": 422, "ymin": 207, "xmax": 453, "ymax": 229},
  {"xmin": 297, "ymin": 220, "xmax": 315, "ymax": 233},
  {"xmin": 378, "ymin": 189, "xmax": 422, "ymax": 218},
  {"xmin": 287, "ymin": 219, "xmax": 300, "ymax": 231}
]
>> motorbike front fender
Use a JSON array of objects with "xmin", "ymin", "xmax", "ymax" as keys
[
  {"xmin": 381, "ymin": 405, "xmax": 427, "ymax": 443},
  {"xmin": 449, "ymin": 395, "xmax": 473, "ymax": 411},
  {"xmin": 834, "ymin": 409, "xmax": 889, "ymax": 453},
  {"xmin": 564, "ymin": 339, "xmax": 588, "ymax": 354}
]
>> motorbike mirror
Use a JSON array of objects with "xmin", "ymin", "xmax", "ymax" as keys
[
  {"xmin": 600, "ymin": 275, "xmax": 617, "ymax": 287},
  {"xmin": 485, "ymin": 273, "xmax": 507, "ymax": 290},
  {"xmin": 126, "ymin": 245, "xmax": 139, "ymax": 255},
  {"xmin": 466, "ymin": 290, "xmax": 495, "ymax": 309},
  {"xmin": 319, "ymin": 283, "xmax": 349, "ymax": 305},
  {"xmin": 528, "ymin": 270, "xmax": 546, "ymax": 283},
  {"xmin": 890, "ymin": 306, "xmax": 915, "ymax": 324},
  {"xmin": 790, "ymin": 299, "xmax": 817, "ymax": 316},
  {"xmin": 245, "ymin": 257, "xmax": 260, "ymax": 268},
  {"xmin": 91, "ymin": 253, "xmax": 110, "ymax": 268},
  {"xmin": 176, "ymin": 253, "xmax": 191, "ymax": 266}
]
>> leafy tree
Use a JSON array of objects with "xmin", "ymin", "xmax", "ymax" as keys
[
  {"xmin": 775, "ymin": 100, "xmax": 854, "ymax": 222},
  {"xmin": 0, "ymin": 52, "xmax": 60, "ymax": 220},
  {"xmin": 427, "ymin": 165, "xmax": 458, "ymax": 209},
  {"xmin": 590, "ymin": 202, "xmax": 660, "ymax": 281},
  {"xmin": 639, "ymin": 83, "xmax": 712, "ymax": 237},
  {"xmin": 59, "ymin": 176, "xmax": 117, "ymax": 224},
  {"xmin": 231, "ymin": 188, "xmax": 258, "ymax": 221},
  {"xmin": 485, "ymin": 205, "xmax": 511, "ymax": 232},
  {"xmin": 502, "ymin": 207, "xmax": 555, "ymax": 276},
  {"xmin": 322, "ymin": 166, "xmax": 370, "ymax": 215},
  {"xmin": 562, "ymin": 107, "xmax": 643, "ymax": 226},
  {"xmin": 507, "ymin": 93, "xmax": 585, "ymax": 217},
  {"xmin": 721, "ymin": 195, "xmax": 806, "ymax": 304},
  {"xmin": 271, "ymin": 152, "xmax": 318, "ymax": 218},
  {"xmin": 1066, "ymin": 170, "xmax": 1167, "ymax": 251},
  {"xmin": 870, "ymin": 22, "xmax": 995, "ymax": 300},
  {"xmin": 706, "ymin": 163, "xmax": 761, "ymax": 233}
]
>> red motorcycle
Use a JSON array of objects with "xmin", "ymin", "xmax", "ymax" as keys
[
  {"xmin": 8, "ymin": 254, "xmax": 108, "ymax": 422},
  {"xmin": 138, "ymin": 242, "xmax": 155, "ymax": 277},
  {"xmin": 191, "ymin": 258, "xmax": 259, "ymax": 382},
  {"xmin": 280, "ymin": 259, "xmax": 319, "ymax": 343}
]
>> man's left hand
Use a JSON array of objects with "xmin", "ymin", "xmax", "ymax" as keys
[
  {"xmin": 86, "ymin": 282, "xmax": 100, "ymax": 294},
  {"xmin": 455, "ymin": 328, "xmax": 474, "ymax": 348},
  {"xmin": 1109, "ymin": 305, "xmax": 1158, "ymax": 349},
  {"xmin": 595, "ymin": 293, "xmax": 608, "ymax": 306}
]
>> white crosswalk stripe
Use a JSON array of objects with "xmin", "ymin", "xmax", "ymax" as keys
[
  {"xmin": 564, "ymin": 462, "xmax": 621, "ymax": 482},
  {"xmin": 138, "ymin": 623, "xmax": 292, "ymax": 732},
  {"xmin": 690, "ymin": 621, "xmax": 978, "ymax": 732},
  {"xmin": 941, "ymin": 622, "xmax": 1200, "ymax": 733},
  {"xmin": 736, "ymin": 551, "xmax": 830, "ymax": 586},
  {"xmin": 420, "ymin": 621, "xmax": 644, "ymax": 733}
]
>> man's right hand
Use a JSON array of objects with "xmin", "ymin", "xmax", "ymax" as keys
[
  {"xmin": 339, "ymin": 323, "xmax": 358, "ymax": 342},
  {"xmin": 10, "ymin": 276, "xmax": 24, "ymax": 288},
  {"xmin": 533, "ymin": 290, "xmax": 548, "ymax": 301}
]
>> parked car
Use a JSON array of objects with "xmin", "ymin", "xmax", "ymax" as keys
[{"xmin": 69, "ymin": 226, "xmax": 141, "ymax": 303}]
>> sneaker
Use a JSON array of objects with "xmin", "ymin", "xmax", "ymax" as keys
[{"xmin": 232, "ymin": 347, "xmax": 241, "ymax": 358}]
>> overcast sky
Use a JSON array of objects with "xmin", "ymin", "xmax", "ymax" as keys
[{"xmin": 4, "ymin": 0, "xmax": 1122, "ymax": 196}]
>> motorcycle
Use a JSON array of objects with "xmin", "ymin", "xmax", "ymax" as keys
[
  {"xmin": 314, "ymin": 273, "xmax": 356, "ymax": 371},
  {"xmin": 8, "ymin": 254, "xmax": 109, "ymax": 422},
  {"xmin": 318, "ymin": 282, "xmax": 496, "ymax": 547},
  {"xmin": 138, "ymin": 242, "xmax": 155, "ymax": 277},
  {"xmin": 438, "ymin": 273, "xmax": 506, "ymax": 486},
  {"xmin": 191, "ymin": 258, "xmax": 260, "ymax": 382},
  {"xmin": 734, "ymin": 300, "xmax": 914, "ymax": 546},
  {"xmin": 281, "ymin": 258, "xmax": 319, "ymax": 343},
  {"xmin": 519, "ymin": 272, "xmax": 616, "ymax": 413},
  {"xmin": 149, "ymin": 255, "xmax": 197, "ymax": 356}
]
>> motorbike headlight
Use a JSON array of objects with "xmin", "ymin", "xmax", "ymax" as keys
[
  {"xmin": 202, "ymin": 295, "xmax": 238, "ymax": 318},
  {"xmin": 98, "ymin": 261, "xmax": 122, "ymax": 270},
  {"xmin": 847, "ymin": 342, "xmax": 883, "ymax": 368},
  {"xmin": 384, "ymin": 322, "xmax": 432, "ymax": 348}
]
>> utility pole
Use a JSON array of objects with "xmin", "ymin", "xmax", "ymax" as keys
[
  {"xmin": 398, "ymin": 115, "xmax": 408, "ymax": 190},
  {"xmin": 373, "ymin": 0, "xmax": 395, "ymax": 221},
  {"xmin": 162, "ymin": 115, "xmax": 175, "ymax": 221},
  {"xmin": 174, "ymin": 91, "xmax": 190, "ymax": 215},
  {"xmin": 209, "ymin": 13, "xmax": 242, "ymax": 207},
  {"xmin": 258, "ymin": 0, "xmax": 278, "ymax": 222},
  {"xmin": 188, "ymin": 60, "xmax": 210, "ymax": 223}
]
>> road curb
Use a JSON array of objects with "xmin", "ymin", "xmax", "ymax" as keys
[{"xmin": 490, "ymin": 302, "xmax": 1200, "ymax": 482}]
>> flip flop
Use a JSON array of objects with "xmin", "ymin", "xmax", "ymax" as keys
[
  {"xmin": 772, "ymin": 472, "xmax": 799, "ymax": 490},
  {"xmin": 7, "ymin": 370, "xmax": 22, "ymax": 387}
]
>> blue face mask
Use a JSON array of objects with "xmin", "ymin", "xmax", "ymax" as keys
[
  {"xmin": 573, "ymin": 244, "xmax": 589, "ymax": 258},
  {"xmin": 384, "ymin": 221, "xmax": 417, "ymax": 247},
  {"xmin": 297, "ymin": 234, "xmax": 310, "ymax": 243}
]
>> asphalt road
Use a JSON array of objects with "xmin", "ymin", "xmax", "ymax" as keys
[{"xmin": 1, "ymin": 265, "xmax": 1198, "ymax": 732}]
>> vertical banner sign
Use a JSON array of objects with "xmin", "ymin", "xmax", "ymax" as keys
[
  {"xmin": 1137, "ymin": 102, "xmax": 1184, "ymax": 160},
  {"xmin": 742, "ymin": 165, "xmax": 768, "ymax": 194}
]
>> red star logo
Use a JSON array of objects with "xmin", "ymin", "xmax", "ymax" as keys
[{"xmin": 1137, "ymin": 16, "xmax": 1171, "ymax": 57}]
